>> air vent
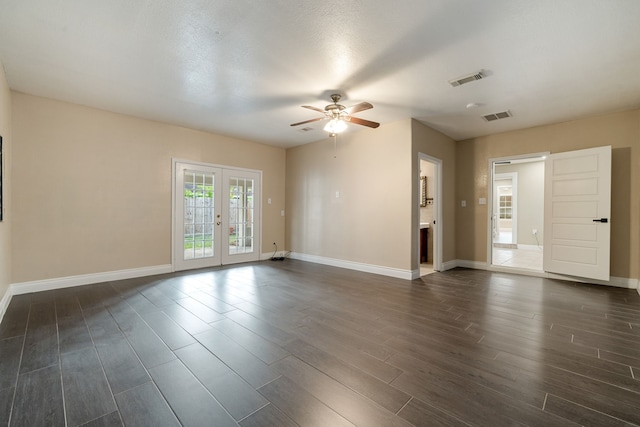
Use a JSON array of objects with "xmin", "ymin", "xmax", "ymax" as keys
[
  {"xmin": 482, "ymin": 110, "xmax": 512, "ymax": 122},
  {"xmin": 449, "ymin": 70, "xmax": 486, "ymax": 87}
]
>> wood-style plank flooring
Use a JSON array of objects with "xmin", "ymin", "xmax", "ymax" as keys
[{"xmin": 1, "ymin": 260, "xmax": 640, "ymax": 426}]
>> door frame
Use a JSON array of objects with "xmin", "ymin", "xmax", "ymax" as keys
[
  {"xmin": 171, "ymin": 158, "xmax": 263, "ymax": 272},
  {"xmin": 487, "ymin": 152, "xmax": 548, "ymax": 269},
  {"xmin": 417, "ymin": 153, "xmax": 442, "ymax": 274}
]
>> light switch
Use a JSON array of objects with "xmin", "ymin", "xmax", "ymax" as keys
[
  {"xmin": 280, "ymin": 210, "xmax": 285, "ymax": 216},
  {"xmin": 479, "ymin": 198, "xmax": 487, "ymax": 205},
  {"xmin": 335, "ymin": 191, "xmax": 340, "ymax": 198},
  {"xmin": 267, "ymin": 198, "xmax": 272, "ymax": 204},
  {"xmin": 461, "ymin": 200, "xmax": 466, "ymax": 207}
]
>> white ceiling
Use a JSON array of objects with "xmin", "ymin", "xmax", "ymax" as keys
[{"xmin": 1, "ymin": 1, "xmax": 639, "ymax": 148}]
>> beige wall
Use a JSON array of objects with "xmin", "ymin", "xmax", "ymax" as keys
[
  {"xmin": 12, "ymin": 92, "xmax": 286, "ymax": 283},
  {"xmin": 285, "ymin": 118, "xmax": 456, "ymax": 274},
  {"xmin": 286, "ymin": 119, "xmax": 413, "ymax": 271},
  {"xmin": 457, "ymin": 110, "xmax": 640, "ymax": 280},
  {"xmin": 0, "ymin": 65, "xmax": 11, "ymax": 298},
  {"xmin": 412, "ymin": 120, "xmax": 457, "ymax": 268},
  {"xmin": 7, "ymin": 89, "xmax": 639, "ymax": 285}
]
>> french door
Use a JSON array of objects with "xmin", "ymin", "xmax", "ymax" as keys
[{"xmin": 173, "ymin": 161, "xmax": 261, "ymax": 271}]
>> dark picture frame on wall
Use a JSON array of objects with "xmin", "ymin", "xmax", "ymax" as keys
[{"xmin": 0, "ymin": 135, "xmax": 3, "ymax": 221}]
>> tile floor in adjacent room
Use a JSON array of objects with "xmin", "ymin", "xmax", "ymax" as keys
[
  {"xmin": 419, "ymin": 263, "xmax": 434, "ymax": 277},
  {"xmin": 493, "ymin": 244, "xmax": 543, "ymax": 271}
]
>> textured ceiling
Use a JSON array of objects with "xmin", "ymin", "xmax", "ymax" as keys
[{"xmin": 1, "ymin": 1, "xmax": 639, "ymax": 148}]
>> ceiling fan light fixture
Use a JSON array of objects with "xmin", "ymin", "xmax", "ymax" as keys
[
  {"xmin": 324, "ymin": 118, "xmax": 347, "ymax": 134},
  {"xmin": 291, "ymin": 94, "xmax": 379, "ymax": 132}
]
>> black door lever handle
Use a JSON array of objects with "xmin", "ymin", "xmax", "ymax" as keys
[{"xmin": 592, "ymin": 218, "xmax": 608, "ymax": 223}]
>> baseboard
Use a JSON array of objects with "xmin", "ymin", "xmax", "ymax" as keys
[
  {"xmin": 454, "ymin": 259, "xmax": 488, "ymax": 270},
  {"xmin": 452, "ymin": 259, "xmax": 638, "ymax": 289},
  {"xmin": 493, "ymin": 243, "xmax": 518, "ymax": 249},
  {"xmin": 440, "ymin": 260, "xmax": 460, "ymax": 271},
  {"xmin": 0, "ymin": 288, "xmax": 11, "ymax": 327},
  {"xmin": 260, "ymin": 251, "xmax": 288, "ymax": 261},
  {"xmin": 11, "ymin": 264, "xmax": 173, "ymax": 296},
  {"xmin": 289, "ymin": 252, "xmax": 414, "ymax": 280}
]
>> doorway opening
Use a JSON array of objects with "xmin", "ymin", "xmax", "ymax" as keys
[
  {"xmin": 172, "ymin": 160, "xmax": 262, "ymax": 272},
  {"xmin": 489, "ymin": 154, "xmax": 546, "ymax": 272},
  {"xmin": 493, "ymin": 172, "xmax": 517, "ymax": 248},
  {"xmin": 418, "ymin": 153, "xmax": 442, "ymax": 276}
]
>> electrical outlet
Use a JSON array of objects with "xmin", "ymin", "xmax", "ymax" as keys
[{"xmin": 532, "ymin": 229, "xmax": 537, "ymax": 235}]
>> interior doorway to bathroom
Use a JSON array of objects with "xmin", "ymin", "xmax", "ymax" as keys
[{"xmin": 418, "ymin": 153, "xmax": 442, "ymax": 276}]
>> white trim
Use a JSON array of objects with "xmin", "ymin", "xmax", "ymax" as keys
[
  {"xmin": 0, "ymin": 288, "xmax": 11, "ymax": 326},
  {"xmin": 440, "ymin": 260, "xmax": 459, "ymax": 271},
  {"xmin": 10, "ymin": 264, "xmax": 172, "ymax": 296},
  {"xmin": 455, "ymin": 259, "xmax": 489, "ymax": 270},
  {"xmin": 289, "ymin": 252, "xmax": 414, "ymax": 280},
  {"xmin": 260, "ymin": 251, "xmax": 288, "ymax": 261},
  {"xmin": 171, "ymin": 159, "xmax": 176, "ymax": 272},
  {"xmin": 452, "ymin": 259, "xmax": 637, "ymax": 289}
]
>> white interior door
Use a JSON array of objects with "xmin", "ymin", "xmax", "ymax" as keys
[
  {"xmin": 174, "ymin": 161, "xmax": 261, "ymax": 271},
  {"xmin": 543, "ymin": 146, "xmax": 611, "ymax": 281}
]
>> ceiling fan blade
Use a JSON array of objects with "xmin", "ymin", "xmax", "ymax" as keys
[
  {"xmin": 345, "ymin": 102, "xmax": 373, "ymax": 115},
  {"xmin": 290, "ymin": 117, "xmax": 325, "ymax": 127},
  {"xmin": 301, "ymin": 105, "xmax": 325, "ymax": 113},
  {"xmin": 348, "ymin": 116, "xmax": 380, "ymax": 128}
]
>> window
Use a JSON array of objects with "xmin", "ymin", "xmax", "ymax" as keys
[{"xmin": 499, "ymin": 195, "xmax": 512, "ymax": 219}]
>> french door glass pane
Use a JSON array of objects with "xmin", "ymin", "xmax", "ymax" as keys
[
  {"xmin": 183, "ymin": 169, "xmax": 215, "ymax": 260},
  {"xmin": 228, "ymin": 176, "xmax": 254, "ymax": 255}
]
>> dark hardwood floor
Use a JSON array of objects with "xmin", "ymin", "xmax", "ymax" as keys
[{"xmin": 1, "ymin": 260, "xmax": 640, "ymax": 426}]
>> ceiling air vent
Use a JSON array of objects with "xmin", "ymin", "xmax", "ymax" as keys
[
  {"xmin": 449, "ymin": 70, "xmax": 486, "ymax": 87},
  {"xmin": 482, "ymin": 110, "xmax": 512, "ymax": 122}
]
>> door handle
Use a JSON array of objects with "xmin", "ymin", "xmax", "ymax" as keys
[{"xmin": 592, "ymin": 218, "xmax": 608, "ymax": 223}]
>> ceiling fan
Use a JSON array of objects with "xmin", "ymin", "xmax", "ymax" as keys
[{"xmin": 290, "ymin": 94, "xmax": 380, "ymax": 135}]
